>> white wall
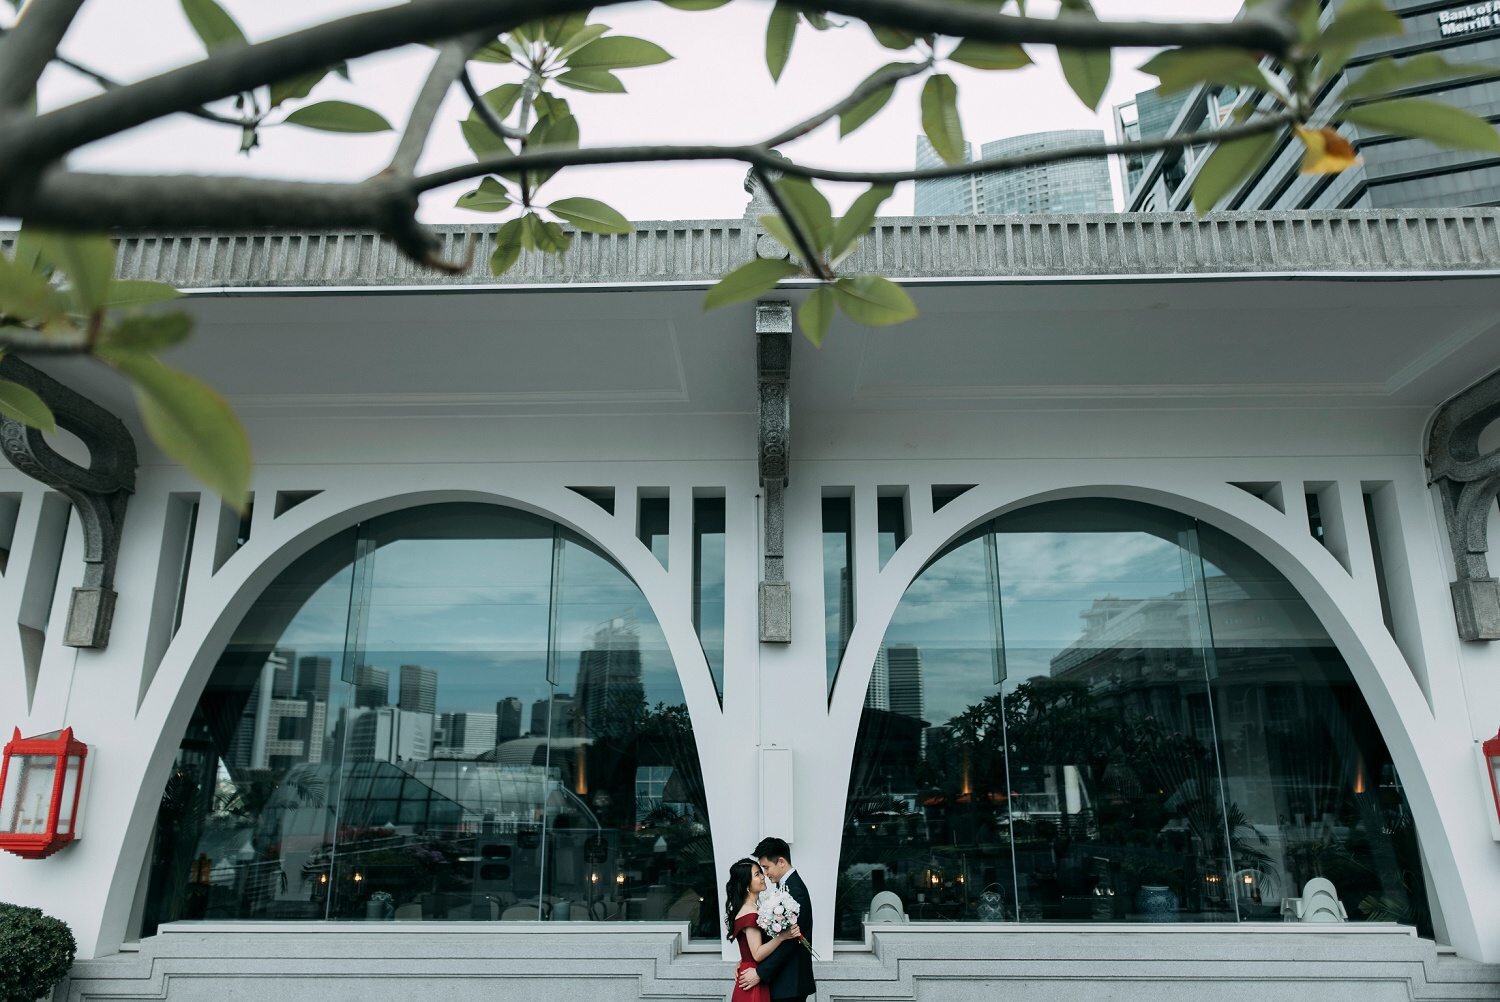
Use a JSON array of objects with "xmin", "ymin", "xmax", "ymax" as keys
[{"xmin": 4, "ymin": 399, "xmax": 1499, "ymax": 965}]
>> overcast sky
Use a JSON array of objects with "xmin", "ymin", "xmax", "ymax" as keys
[{"xmin": 33, "ymin": 0, "xmax": 1242, "ymax": 220}]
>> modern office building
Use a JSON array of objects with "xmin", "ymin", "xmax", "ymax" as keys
[
  {"xmin": 915, "ymin": 130, "xmax": 1115, "ymax": 216},
  {"xmin": 351, "ymin": 664, "xmax": 389, "ymax": 709},
  {"xmin": 912, "ymin": 135, "xmax": 977, "ymax": 214},
  {"xmin": 397, "ymin": 664, "xmax": 438, "ymax": 714},
  {"xmin": 1122, "ymin": 0, "xmax": 1500, "ymax": 211},
  {"xmin": 435, "ymin": 711, "xmax": 497, "ymax": 757},
  {"xmin": 1113, "ymin": 87, "xmax": 1193, "ymax": 199},
  {"xmin": 496, "ymin": 696, "xmax": 524, "ymax": 741},
  {"xmin": 975, "ymin": 131, "xmax": 1115, "ymax": 214},
  {"xmin": 5, "ymin": 194, "xmax": 1500, "ymax": 998}
]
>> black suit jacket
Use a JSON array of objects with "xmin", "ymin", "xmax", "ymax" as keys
[{"xmin": 755, "ymin": 870, "xmax": 816, "ymax": 999}]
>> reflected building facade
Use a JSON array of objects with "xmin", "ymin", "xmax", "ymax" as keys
[{"xmin": 836, "ymin": 500, "xmax": 1427, "ymax": 938}]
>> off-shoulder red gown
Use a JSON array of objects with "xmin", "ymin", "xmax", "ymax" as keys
[{"xmin": 731, "ymin": 912, "xmax": 771, "ymax": 1002}]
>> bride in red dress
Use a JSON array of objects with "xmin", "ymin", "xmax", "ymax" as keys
[{"xmin": 725, "ymin": 858, "xmax": 800, "ymax": 1001}]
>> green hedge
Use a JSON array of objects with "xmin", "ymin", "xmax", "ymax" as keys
[{"xmin": 0, "ymin": 903, "xmax": 75, "ymax": 1002}]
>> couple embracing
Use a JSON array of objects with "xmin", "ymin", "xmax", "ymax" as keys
[{"xmin": 724, "ymin": 836, "xmax": 817, "ymax": 1002}]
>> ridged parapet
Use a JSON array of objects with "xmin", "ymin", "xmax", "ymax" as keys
[{"xmin": 5, "ymin": 210, "xmax": 1500, "ymax": 289}]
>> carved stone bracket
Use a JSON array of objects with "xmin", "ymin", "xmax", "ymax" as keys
[
  {"xmin": 1427, "ymin": 368, "xmax": 1500, "ymax": 641},
  {"xmin": 0, "ymin": 356, "xmax": 137, "ymax": 648},
  {"xmin": 757, "ymin": 302, "xmax": 791, "ymax": 644}
]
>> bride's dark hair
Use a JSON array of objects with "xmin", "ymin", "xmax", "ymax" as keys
[{"xmin": 723, "ymin": 858, "xmax": 757, "ymax": 939}]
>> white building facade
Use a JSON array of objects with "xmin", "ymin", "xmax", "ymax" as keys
[{"xmin": 3, "ymin": 210, "xmax": 1500, "ymax": 999}]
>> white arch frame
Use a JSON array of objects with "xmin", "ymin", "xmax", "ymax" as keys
[{"xmin": 818, "ymin": 479, "xmax": 1494, "ymax": 960}]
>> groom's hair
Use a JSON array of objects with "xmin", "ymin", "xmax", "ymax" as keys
[{"xmin": 753, "ymin": 836, "xmax": 791, "ymax": 863}]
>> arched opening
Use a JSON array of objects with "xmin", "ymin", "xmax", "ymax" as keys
[
  {"xmin": 835, "ymin": 498, "xmax": 1429, "ymax": 937},
  {"xmin": 137, "ymin": 502, "xmax": 716, "ymax": 937}
]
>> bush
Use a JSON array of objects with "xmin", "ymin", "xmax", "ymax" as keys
[{"xmin": 0, "ymin": 903, "xmax": 76, "ymax": 1002}]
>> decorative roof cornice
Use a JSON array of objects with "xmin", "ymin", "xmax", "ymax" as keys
[{"xmin": 5, "ymin": 210, "xmax": 1500, "ymax": 290}]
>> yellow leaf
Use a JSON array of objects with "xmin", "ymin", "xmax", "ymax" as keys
[{"xmin": 1295, "ymin": 126, "xmax": 1359, "ymax": 175}]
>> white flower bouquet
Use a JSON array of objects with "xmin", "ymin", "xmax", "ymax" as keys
[{"xmin": 756, "ymin": 886, "xmax": 817, "ymax": 958}]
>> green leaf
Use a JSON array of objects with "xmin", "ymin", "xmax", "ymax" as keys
[
  {"xmin": 0, "ymin": 380, "xmax": 55, "ymax": 432},
  {"xmin": 1139, "ymin": 47, "xmax": 1271, "ymax": 95},
  {"xmin": 555, "ymin": 23, "xmax": 610, "ymax": 60},
  {"xmin": 1060, "ymin": 47, "xmax": 1111, "ymax": 111},
  {"xmin": 766, "ymin": 2, "xmax": 798, "ymax": 82},
  {"xmin": 33, "ymin": 232, "xmax": 115, "ymax": 312},
  {"xmin": 471, "ymin": 40, "xmax": 515, "ymax": 64},
  {"xmin": 568, "ymin": 36, "xmax": 672, "ymax": 69},
  {"xmin": 490, "ymin": 218, "xmax": 525, "ymax": 276},
  {"xmin": 1342, "ymin": 98, "xmax": 1500, "ymax": 153},
  {"xmin": 461, "ymin": 84, "xmax": 523, "ymax": 158},
  {"xmin": 478, "ymin": 83, "xmax": 525, "ymax": 120},
  {"xmin": 1190, "ymin": 129, "xmax": 1280, "ymax": 212},
  {"xmin": 536, "ymin": 13, "xmax": 589, "ymax": 46},
  {"xmin": 556, "ymin": 68, "xmax": 627, "ymax": 93},
  {"xmin": 268, "ymin": 68, "xmax": 328, "ymax": 109},
  {"xmin": 870, "ymin": 25, "xmax": 918, "ymax": 49},
  {"xmin": 704, "ymin": 258, "xmax": 801, "ymax": 310},
  {"xmin": 180, "ymin": 0, "xmax": 247, "ymax": 51},
  {"xmin": 104, "ymin": 280, "xmax": 182, "ymax": 309},
  {"xmin": 102, "ymin": 349, "xmax": 251, "ymax": 507},
  {"xmin": 1343, "ymin": 54, "xmax": 1496, "ymax": 102},
  {"xmin": 456, "ymin": 178, "xmax": 513, "ymax": 213},
  {"xmin": 99, "ymin": 313, "xmax": 194, "ymax": 352},
  {"xmin": 548, "ymin": 197, "xmax": 633, "ymax": 234},
  {"xmin": 949, "ymin": 40, "xmax": 1031, "ymax": 71},
  {"xmin": 530, "ymin": 108, "xmax": 580, "ymax": 149},
  {"xmin": 758, "ymin": 214, "xmax": 801, "ymax": 256},
  {"xmin": 281, "ymin": 101, "xmax": 391, "ymax": 133},
  {"xmin": 1319, "ymin": 0, "xmax": 1403, "ymax": 51},
  {"xmin": 831, "ymin": 183, "xmax": 893, "ymax": 261},
  {"xmin": 920, "ymin": 74, "xmax": 966, "ymax": 165},
  {"xmin": 1057, "ymin": 2, "xmax": 1110, "ymax": 111},
  {"xmin": 0, "ymin": 256, "xmax": 65, "ymax": 323},
  {"xmin": 523, "ymin": 213, "xmax": 573, "ymax": 254},
  {"xmin": 798, "ymin": 286, "xmax": 835, "ymax": 346},
  {"xmin": 659, "ymin": 0, "xmax": 732, "ymax": 9},
  {"xmin": 832, "ymin": 275, "xmax": 917, "ymax": 326},
  {"xmin": 461, "ymin": 116, "xmax": 511, "ymax": 158},
  {"xmin": 773, "ymin": 176, "xmax": 834, "ymax": 251},
  {"xmin": 840, "ymin": 63, "xmax": 902, "ymax": 138}
]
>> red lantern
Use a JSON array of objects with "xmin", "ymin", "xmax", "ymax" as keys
[
  {"xmin": 0, "ymin": 727, "xmax": 88, "ymax": 859},
  {"xmin": 1485, "ymin": 729, "xmax": 1500, "ymax": 831}
]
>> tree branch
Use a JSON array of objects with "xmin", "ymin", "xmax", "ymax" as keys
[
  {"xmin": 47, "ymin": 48, "xmax": 249, "ymax": 128},
  {"xmin": 755, "ymin": 165, "xmax": 830, "ymax": 279},
  {"xmin": 388, "ymin": 39, "xmax": 474, "ymax": 177},
  {"xmin": 4, "ymin": 168, "xmax": 404, "ymax": 230},
  {"xmin": 0, "ymin": 0, "xmax": 1297, "ymax": 176},
  {"xmin": 0, "ymin": 0, "xmax": 86, "ymax": 110},
  {"xmin": 765, "ymin": 60, "xmax": 928, "ymax": 148},
  {"xmin": 419, "ymin": 114, "xmax": 1298, "ymax": 191},
  {"xmin": 460, "ymin": 67, "xmax": 527, "ymax": 142},
  {"xmin": 1, "ymin": 116, "xmax": 1297, "ymax": 234}
]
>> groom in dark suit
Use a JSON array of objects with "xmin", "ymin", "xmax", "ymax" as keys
[{"xmin": 738, "ymin": 836, "xmax": 815, "ymax": 1001}]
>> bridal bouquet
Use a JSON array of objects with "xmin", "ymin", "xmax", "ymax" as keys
[{"xmin": 757, "ymin": 887, "xmax": 817, "ymax": 958}]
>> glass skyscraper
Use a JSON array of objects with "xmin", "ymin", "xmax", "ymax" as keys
[
  {"xmin": 913, "ymin": 136, "xmax": 977, "ymax": 215},
  {"xmin": 1121, "ymin": 1, "xmax": 1500, "ymax": 211},
  {"xmin": 915, "ymin": 130, "xmax": 1115, "ymax": 216}
]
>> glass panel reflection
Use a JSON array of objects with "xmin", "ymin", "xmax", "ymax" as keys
[
  {"xmin": 836, "ymin": 499, "xmax": 1429, "ymax": 937},
  {"xmin": 142, "ymin": 503, "xmax": 715, "ymax": 937}
]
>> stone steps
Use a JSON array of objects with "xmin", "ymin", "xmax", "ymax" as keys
[{"xmin": 58, "ymin": 923, "xmax": 1500, "ymax": 1002}]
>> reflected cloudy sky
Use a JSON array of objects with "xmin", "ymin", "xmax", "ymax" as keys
[
  {"xmin": 264, "ymin": 514, "xmax": 686, "ymax": 720},
  {"xmin": 875, "ymin": 503, "xmax": 1336, "ymax": 731}
]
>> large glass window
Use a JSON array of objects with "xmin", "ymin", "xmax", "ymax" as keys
[
  {"xmin": 836, "ymin": 499, "xmax": 1429, "ymax": 937},
  {"xmin": 141, "ymin": 503, "xmax": 715, "ymax": 937}
]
